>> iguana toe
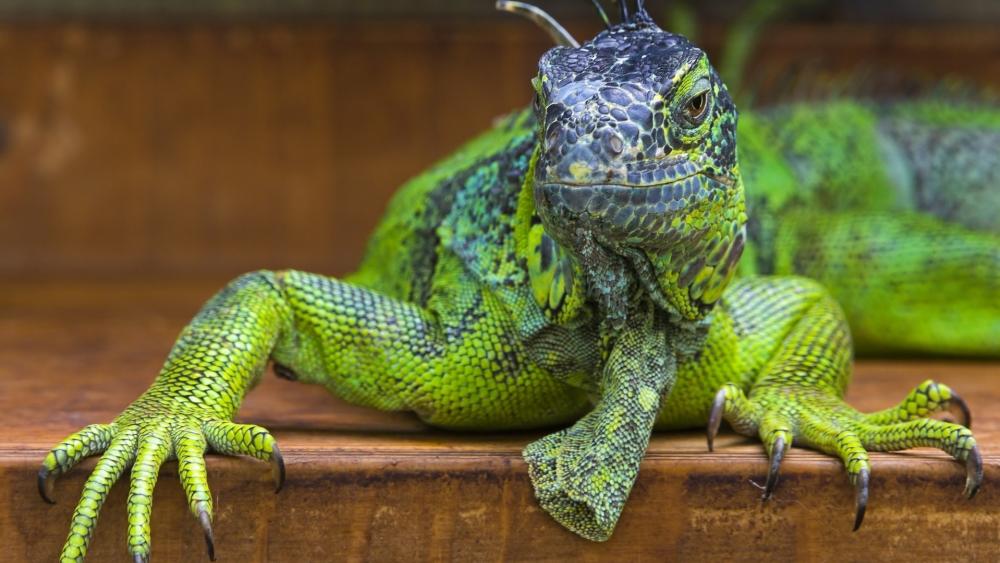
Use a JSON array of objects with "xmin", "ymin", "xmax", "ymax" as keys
[{"xmin": 38, "ymin": 423, "xmax": 116, "ymax": 506}]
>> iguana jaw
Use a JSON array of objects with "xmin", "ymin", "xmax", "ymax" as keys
[{"xmin": 534, "ymin": 173, "xmax": 746, "ymax": 323}]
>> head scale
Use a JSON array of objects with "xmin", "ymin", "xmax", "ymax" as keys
[{"xmin": 506, "ymin": 2, "xmax": 746, "ymax": 323}]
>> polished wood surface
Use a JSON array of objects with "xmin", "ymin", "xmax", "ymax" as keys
[{"xmin": 0, "ymin": 281, "xmax": 997, "ymax": 561}]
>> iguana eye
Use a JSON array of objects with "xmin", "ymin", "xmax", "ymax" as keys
[{"xmin": 684, "ymin": 91, "xmax": 708, "ymax": 122}]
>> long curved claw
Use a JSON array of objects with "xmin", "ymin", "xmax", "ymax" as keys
[
  {"xmin": 947, "ymin": 391, "xmax": 972, "ymax": 429},
  {"xmin": 762, "ymin": 435, "xmax": 785, "ymax": 501},
  {"xmin": 271, "ymin": 442, "xmax": 286, "ymax": 493},
  {"xmin": 706, "ymin": 388, "xmax": 726, "ymax": 452},
  {"xmin": 38, "ymin": 467, "xmax": 56, "ymax": 504},
  {"xmin": 965, "ymin": 445, "xmax": 983, "ymax": 499},
  {"xmin": 199, "ymin": 509, "xmax": 216, "ymax": 561},
  {"xmin": 852, "ymin": 468, "xmax": 869, "ymax": 532}
]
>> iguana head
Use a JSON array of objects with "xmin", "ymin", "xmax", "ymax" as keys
[{"xmin": 513, "ymin": 2, "xmax": 747, "ymax": 322}]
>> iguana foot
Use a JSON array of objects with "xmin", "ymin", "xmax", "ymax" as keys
[
  {"xmin": 40, "ymin": 414, "xmax": 283, "ymax": 562},
  {"xmin": 706, "ymin": 379, "xmax": 981, "ymax": 530}
]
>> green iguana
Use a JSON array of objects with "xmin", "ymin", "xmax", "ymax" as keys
[{"xmin": 40, "ymin": 3, "xmax": 990, "ymax": 561}]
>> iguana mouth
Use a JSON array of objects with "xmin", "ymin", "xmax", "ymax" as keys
[
  {"xmin": 538, "ymin": 152, "xmax": 733, "ymax": 190},
  {"xmin": 537, "ymin": 172, "xmax": 732, "ymax": 222},
  {"xmin": 541, "ymin": 171, "xmax": 735, "ymax": 190}
]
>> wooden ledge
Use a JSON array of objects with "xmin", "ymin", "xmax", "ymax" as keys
[{"xmin": 1, "ymin": 281, "xmax": 998, "ymax": 561}]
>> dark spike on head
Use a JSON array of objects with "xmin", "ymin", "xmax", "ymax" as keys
[
  {"xmin": 615, "ymin": 0, "xmax": 629, "ymax": 22},
  {"xmin": 590, "ymin": 0, "xmax": 611, "ymax": 27}
]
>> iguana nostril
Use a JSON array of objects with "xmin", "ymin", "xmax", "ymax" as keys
[{"xmin": 608, "ymin": 134, "xmax": 624, "ymax": 156}]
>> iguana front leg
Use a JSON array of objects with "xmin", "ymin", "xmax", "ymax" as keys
[
  {"xmin": 41, "ymin": 271, "xmax": 294, "ymax": 563},
  {"xmin": 704, "ymin": 278, "xmax": 982, "ymax": 529},
  {"xmin": 41, "ymin": 267, "xmax": 591, "ymax": 561},
  {"xmin": 524, "ymin": 304, "xmax": 676, "ymax": 541}
]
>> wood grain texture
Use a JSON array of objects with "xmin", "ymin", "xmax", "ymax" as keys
[
  {"xmin": 0, "ymin": 21, "xmax": 997, "ymax": 281},
  {"xmin": 0, "ymin": 281, "xmax": 998, "ymax": 561}
]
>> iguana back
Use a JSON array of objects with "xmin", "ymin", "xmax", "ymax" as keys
[{"xmin": 347, "ymin": 111, "xmax": 536, "ymax": 304}]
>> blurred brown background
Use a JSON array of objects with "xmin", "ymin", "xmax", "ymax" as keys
[{"xmin": 1, "ymin": 1, "xmax": 998, "ymax": 283}]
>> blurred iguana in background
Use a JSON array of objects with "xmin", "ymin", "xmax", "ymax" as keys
[{"xmin": 669, "ymin": 0, "xmax": 999, "ymax": 355}]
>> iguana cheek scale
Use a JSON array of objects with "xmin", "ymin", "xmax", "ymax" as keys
[{"xmin": 39, "ymin": 3, "xmax": 982, "ymax": 561}]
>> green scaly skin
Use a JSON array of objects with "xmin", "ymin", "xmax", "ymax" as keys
[
  {"xmin": 739, "ymin": 100, "xmax": 1000, "ymax": 355},
  {"xmin": 40, "ymin": 8, "xmax": 986, "ymax": 561}
]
